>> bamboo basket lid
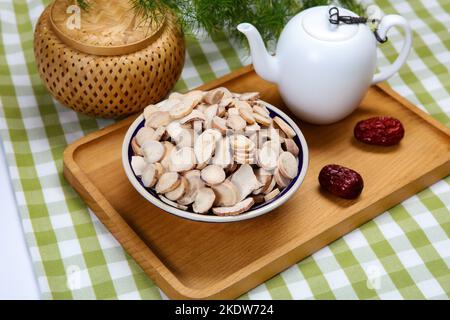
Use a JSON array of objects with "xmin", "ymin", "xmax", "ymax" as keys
[
  {"xmin": 50, "ymin": 0, "xmax": 165, "ymax": 55},
  {"xmin": 34, "ymin": 1, "xmax": 185, "ymax": 118}
]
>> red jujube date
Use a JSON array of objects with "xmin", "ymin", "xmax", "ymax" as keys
[
  {"xmin": 319, "ymin": 164, "xmax": 364, "ymax": 199},
  {"xmin": 354, "ymin": 116, "xmax": 404, "ymax": 146}
]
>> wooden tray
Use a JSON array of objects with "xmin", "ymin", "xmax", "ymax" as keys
[{"xmin": 63, "ymin": 66, "xmax": 450, "ymax": 299}]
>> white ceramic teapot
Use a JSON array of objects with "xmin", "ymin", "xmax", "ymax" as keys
[{"xmin": 238, "ymin": 6, "xmax": 412, "ymax": 124}]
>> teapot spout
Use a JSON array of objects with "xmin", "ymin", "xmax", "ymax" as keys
[{"xmin": 237, "ymin": 23, "xmax": 279, "ymax": 84}]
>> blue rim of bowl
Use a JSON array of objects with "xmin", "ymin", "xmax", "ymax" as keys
[{"xmin": 122, "ymin": 101, "xmax": 309, "ymax": 223}]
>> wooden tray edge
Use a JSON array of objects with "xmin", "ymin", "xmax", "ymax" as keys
[
  {"xmin": 376, "ymin": 83, "xmax": 450, "ymax": 137},
  {"xmin": 63, "ymin": 130, "xmax": 212, "ymax": 299},
  {"xmin": 238, "ymin": 157, "xmax": 450, "ymax": 296},
  {"xmin": 62, "ymin": 65, "xmax": 450, "ymax": 299}
]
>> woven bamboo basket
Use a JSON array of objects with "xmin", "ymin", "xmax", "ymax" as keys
[{"xmin": 34, "ymin": 0, "xmax": 185, "ymax": 118}]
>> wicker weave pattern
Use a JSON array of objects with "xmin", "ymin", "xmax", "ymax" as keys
[{"xmin": 34, "ymin": 7, "xmax": 185, "ymax": 118}]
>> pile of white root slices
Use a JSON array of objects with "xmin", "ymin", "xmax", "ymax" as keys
[{"xmin": 130, "ymin": 88, "xmax": 300, "ymax": 216}]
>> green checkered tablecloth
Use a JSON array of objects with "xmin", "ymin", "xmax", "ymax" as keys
[{"xmin": 0, "ymin": 0, "xmax": 449, "ymax": 300}]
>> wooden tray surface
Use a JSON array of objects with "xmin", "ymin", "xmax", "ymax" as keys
[{"xmin": 63, "ymin": 66, "xmax": 450, "ymax": 299}]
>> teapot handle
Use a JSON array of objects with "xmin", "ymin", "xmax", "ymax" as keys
[{"xmin": 371, "ymin": 14, "xmax": 413, "ymax": 85}]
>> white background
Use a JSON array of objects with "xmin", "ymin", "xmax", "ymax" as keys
[{"xmin": 0, "ymin": 139, "xmax": 40, "ymax": 299}]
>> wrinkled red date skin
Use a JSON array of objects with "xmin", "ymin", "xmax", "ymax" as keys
[
  {"xmin": 319, "ymin": 164, "xmax": 364, "ymax": 199},
  {"xmin": 354, "ymin": 116, "xmax": 404, "ymax": 146}
]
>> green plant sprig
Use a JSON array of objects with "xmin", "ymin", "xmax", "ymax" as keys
[
  {"xmin": 76, "ymin": 0, "xmax": 365, "ymax": 45},
  {"xmin": 75, "ymin": 0, "xmax": 90, "ymax": 10}
]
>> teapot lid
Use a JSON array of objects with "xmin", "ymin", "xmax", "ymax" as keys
[{"xmin": 302, "ymin": 6, "xmax": 359, "ymax": 41}]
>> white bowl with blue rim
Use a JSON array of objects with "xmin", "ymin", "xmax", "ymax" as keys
[{"xmin": 122, "ymin": 100, "xmax": 309, "ymax": 223}]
